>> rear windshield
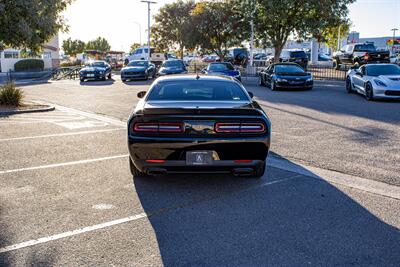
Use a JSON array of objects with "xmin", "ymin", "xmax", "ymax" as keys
[
  {"xmin": 148, "ymin": 80, "xmax": 249, "ymax": 101},
  {"xmin": 87, "ymin": 62, "xmax": 106, "ymax": 67},
  {"xmin": 275, "ymin": 65, "xmax": 305, "ymax": 73},
  {"xmin": 208, "ymin": 63, "xmax": 234, "ymax": 71},
  {"xmin": 354, "ymin": 44, "xmax": 376, "ymax": 52},
  {"xmin": 128, "ymin": 61, "xmax": 148, "ymax": 67},
  {"xmin": 290, "ymin": 51, "xmax": 307, "ymax": 58},
  {"xmin": 366, "ymin": 64, "xmax": 400, "ymax": 76}
]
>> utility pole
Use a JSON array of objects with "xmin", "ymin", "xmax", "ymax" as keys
[
  {"xmin": 141, "ymin": 0, "xmax": 157, "ymax": 62},
  {"xmin": 337, "ymin": 25, "xmax": 341, "ymax": 51},
  {"xmin": 249, "ymin": 0, "xmax": 255, "ymax": 67}
]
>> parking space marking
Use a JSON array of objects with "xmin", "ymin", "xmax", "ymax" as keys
[
  {"xmin": 0, "ymin": 128, "xmax": 124, "ymax": 142},
  {"xmin": 0, "ymin": 154, "xmax": 128, "ymax": 175},
  {"xmin": 54, "ymin": 120, "xmax": 109, "ymax": 129},
  {"xmin": 0, "ymin": 176, "xmax": 298, "ymax": 254}
]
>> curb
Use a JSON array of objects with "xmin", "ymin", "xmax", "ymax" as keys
[{"xmin": 0, "ymin": 105, "xmax": 55, "ymax": 116}]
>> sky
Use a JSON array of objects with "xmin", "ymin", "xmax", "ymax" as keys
[{"xmin": 60, "ymin": 0, "xmax": 400, "ymax": 52}]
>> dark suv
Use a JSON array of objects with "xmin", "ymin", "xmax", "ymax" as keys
[{"xmin": 268, "ymin": 49, "xmax": 308, "ymax": 69}]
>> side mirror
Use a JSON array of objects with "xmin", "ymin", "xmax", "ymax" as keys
[
  {"xmin": 137, "ymin": 91, "xmax": 146, "ymax": 99},
  {"xmin": 248, "ymin": 91, "xmax": 254, "ymax": 98}
]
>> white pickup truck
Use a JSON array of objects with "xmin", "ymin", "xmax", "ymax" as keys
[{"xmin": 124, "ymin": 46, "xmax": 166, "ymax": 66}]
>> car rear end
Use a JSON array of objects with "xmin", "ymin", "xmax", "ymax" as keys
[
  {"xmin": 127, "ymin": 106, "xmax": 270, "ymax": 177},
  {"xmin": 288, "ymin": 51, "xmax": 308, "ymax": 69}
]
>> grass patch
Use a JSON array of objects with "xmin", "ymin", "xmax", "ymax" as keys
[{"xmin": 0, "ymin": 81, "xmax": 24, "ymax": 106}]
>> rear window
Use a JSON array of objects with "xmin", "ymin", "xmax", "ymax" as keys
[
  {"xmin": 290, "ymin": 51, "xmax": 307, "ymax": 58},
  {"xmin": 208, "ymin": 63, "xmax": 234, "ymax": 71},
  {"xmin": 275, "ymin": 65, "xmax": 305, "ymax": 73},
  {"xmin": 147, "ymin": 80, "xmax": 249, "ymax": 101},
  {"xmin": 354, "ymin": 44, "xmax": 376, "ymax": 52},
  {"xmin": 162, "ymin": 60, "xmax": 184, "ymax": 67}
]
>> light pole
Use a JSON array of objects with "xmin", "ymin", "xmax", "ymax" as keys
[
  {"xmin": 141, "ymin": 0, "xmax": 157, "ymax": 62},
  {"xmin": 249, "ymin": 0, "xmax": 255, "ymax": 68},
  {"xmin": 133, "ymin": 21, "xmax": 142, "ymax": 46},
  {"xmin": 391, "ymin": 28, "xmax": 398, "ymax": 45}
]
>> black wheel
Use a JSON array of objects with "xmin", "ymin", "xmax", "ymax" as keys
[
  {"xmin": 259, "ymin": 75, "xmax": 265, "ymax": 86},
  {"xmin": 248, "ymin": 162, "xmax": 266, "ymax": 179},
  {"xmin": 346, "ymin": 76, "xmax": 353, "ymax": 93},
  {"xmin": 271, "ymin": 80, "xmax": 277, "ymax": 91},
  {"xmin": 365, "ymin": 83, "xmax": 374, "ymax": 101},
  {"xmin": 122, "ymin": 78, "xmax": 126, "ymax": 82},
  {"xmin": 129, "ymin": 158, "xmax": 147, "ymax": 177},
  {"xmin": 108, "ymin": 73, "xmax": 112, "ymax": 79},
  {"xmin": 80, "ymin": 78, "xmax": 84, "ymax": 82},
  {"xmin": 334, "ymin": 59, "xmax": 340, "ymax": 70}
]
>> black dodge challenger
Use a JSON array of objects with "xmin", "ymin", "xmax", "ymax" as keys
[{"xmin": 127, "ymin": 75, "xmax": 271, "ymax": 178}]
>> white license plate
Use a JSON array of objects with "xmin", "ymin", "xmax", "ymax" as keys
[{"xmin": 87, "ymin": 74, "xmax": 95, "ymax": 77}]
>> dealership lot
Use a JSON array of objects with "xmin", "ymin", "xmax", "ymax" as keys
[{"xmin": 1, "ymin": 77, "xmax": 400, "ymax": 266}]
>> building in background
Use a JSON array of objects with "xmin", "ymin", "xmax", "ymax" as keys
[{"xmin": 0, "ymin": 34, "xmax": 60, "ymax": 72}]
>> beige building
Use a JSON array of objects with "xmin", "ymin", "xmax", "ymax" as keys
[{"xmin": 0, "ymin": 34, "xmax": 60, "ymax": 72}]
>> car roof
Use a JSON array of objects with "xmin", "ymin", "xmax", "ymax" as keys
[
  {"xmin": 272, "ymin": 62, "xmax": 302, "ymax": 66},
  {"xmin": 155, "ymin": 74, "xmax": 235, "ymax": 83}
]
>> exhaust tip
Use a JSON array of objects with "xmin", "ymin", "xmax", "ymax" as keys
[{"xmin": 146, "ymin": 168, "xmax": 167, "ymax": 176}]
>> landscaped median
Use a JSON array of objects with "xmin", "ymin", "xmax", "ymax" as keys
[{"xmin": 0, "ymin": 81, "xmax": 54, "ymax": 115}]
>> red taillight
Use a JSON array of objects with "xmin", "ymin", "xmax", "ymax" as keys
[
  {"xmin": 146, "ymin": 159, "xmax": 165, "ymax": 163},
  {"xmin": 234, "ymin": 160, "xmax": 253, "ymax": 163},
  {"xmin": 133, "ymin": 122, "xmax": 183, "ymax": 133},
  {"xmin": 215, "ymin": 122, "xmax": 266, "ymax": 133}
]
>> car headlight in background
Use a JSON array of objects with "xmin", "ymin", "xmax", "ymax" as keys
[{"xmin": 374, "ymin": 79, "xmax": 387, "ymax": 87}]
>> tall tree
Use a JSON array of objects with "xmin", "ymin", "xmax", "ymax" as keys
[
  {"xmin": 253, "ymin": 0, "xmax": 355, "ymax": 61},
  {"xmin": 320, "ymin": 21, "xmax": 351, "ymax": 51},
  {"xmin": 0, "ymin": 0, "xmax": 72, "ymax": 54},
  {"xmin": 62, "ymin": 38, "xmax": 86, "ymax": 56},
  {"xmin": 85, "ymin": 37, "xmax": 111, "ymax": 52},
  {"xmin": 130, "ymin": 43, "xmax": 141, "ymax": 52},
  {"xmin": 151, "ymin": 0, "xmax": 196, "ymax": 58},
  {"xmin": 191, "ymin": 1, "xmax": 246, "ymax": 60}
]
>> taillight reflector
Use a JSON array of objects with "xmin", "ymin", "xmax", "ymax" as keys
[
  {"xmin": 234, "ymin": 160, "xmax": 253, "ymax": 163},
  {"xmin": 146, "ymin": 160, "xmax": 165, "ymax": 163},
  {"xmin": 133, "ymin": 122, "xmax": 183, "ymax": 133},
  {"xmin": 215, "ymin": 122, "xmax": 265, "ymax": 133}
]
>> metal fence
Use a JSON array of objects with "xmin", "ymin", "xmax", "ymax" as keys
[{"xmin": 187, "ymin": 61, "xmax": 351, "ymax": 81}]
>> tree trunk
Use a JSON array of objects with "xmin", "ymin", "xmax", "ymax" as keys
[{"xmin": 274, "ymin": 44, "xmax": 284, "ymax": 63}]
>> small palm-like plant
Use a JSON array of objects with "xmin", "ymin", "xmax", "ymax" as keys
[{"xmin": 0, "ymin": 81, "xmax": 24, "ymax": 106}]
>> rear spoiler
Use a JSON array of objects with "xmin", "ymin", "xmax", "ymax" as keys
[{"xmin": 141, "ymin": 108, "xmax": 263, "ymax": 116}]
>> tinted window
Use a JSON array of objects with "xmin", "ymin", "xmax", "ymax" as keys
[
  {"xmin": 366, "ymin": 64, "xmax": 400, "ymax": 76},
  {"xmin": 290, "ymin": 51, "xmax": 307, "ymax": 58},
  {"xmin": 128, "ymin": 61, "xmax": 148, "ymax": 67},
  {"xmin": 87, "ymin": 62, "xmax": 106, "ymax": 67},
  {"xmin": 354, "ymin": 44, "xmax": 376, "ymax": 52},
  {"xmin": 208, "ymin": 63, "xmax": 234, "ymax": 71},
  {"xmin": 275, "ymin": 65, "xmax": 305, "ymax": 73},
  {"xmin": 135, "ymin": 49, "xmax": 142, "ymax": 54},
  {"xmin": 148, "ymin": 80, "xmax": 249, "ymax": 101},
  {"xmin": 162, "ymin": 61, "xmax": 184, "ymax": 67}
]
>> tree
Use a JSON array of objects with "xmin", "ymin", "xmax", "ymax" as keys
[
  {"xmin": 0, "ymin": 0, "xmax": 72, "ymax": 54},
  {"xmin": 253, "ymin": 0, "xmax": 355, "ymax": 62},
  {"xmin": 85, "ymin": 37, "xmax": 111, "ymax": 52},
  {"xmin": 191, "ymin": 1, "xmax": 246, "ymax": 60},
  {"xmin": 130, "ymin": 43, "xmax": 141, "ymax": 52},
  {"xmin": 320, "ymin": 21, "xmax": 351, "ymax": 51},
  {"xmin": 62, "ymin": 38, "xmax": 86, "ymax": 56},
  {"xmin": 151, "ymin": 0, "xmax": 196, "ymax": 58}
]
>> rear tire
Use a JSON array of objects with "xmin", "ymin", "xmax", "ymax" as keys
[
  {"xmin": 108, "ymin": 73, "xmax": 112, "ymax": 79},
  {"xmin": 365, "ymin": 83, "xmax": 374, "ymax": 101},
  {"xmin": 259, "ymin": 75, "xmax": 265, "ymax": 86},
  {"xmin": 346, "ymin": 77, "xmax": 353, "ymax": 93},
  {"xmin": 248, "ymin": 162, "xmax": 266, "ymax": 179},
  {"xmin": 129, "ymin": 158, "xmax": 147, "ymax": 178}
]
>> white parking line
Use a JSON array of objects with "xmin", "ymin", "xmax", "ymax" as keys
[
  {"xmin": 0, "ymin": 176, "xmax": 297, "ymax": 254},
  {"xmin": 0, "ymin": 128, "xmax": 125, "ymax": 142},
  {"xmin": 0, "ymin": 154, "xmax": 129, "ymax": 175}
]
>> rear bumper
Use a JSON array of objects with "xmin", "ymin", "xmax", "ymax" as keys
[
  {"xmin": 128, "ymin": 136, "xmax": 270, "ymax": 173},
  {"xmin": 133, "ymin": 159, "xmax": 265, "ymax": 175}
]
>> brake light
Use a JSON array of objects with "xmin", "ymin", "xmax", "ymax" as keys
[
  {"xmin": 215, "ymin": 122, "xmax": 266, "ymax": 133},
  {"xmin": 364, "ymin": 53, "xmax": 369, "ymax": 60},
  {"xmin": 133, "ymin": 122, "xmax": 184, "ymax": 133},
  {"xmin": 146, "ymin": 160, "xmax": 165, "ymax": 163}
]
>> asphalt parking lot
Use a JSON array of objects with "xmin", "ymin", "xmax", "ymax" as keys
[{"xmin": 1, "ymin": 76, "xmax": 399, "ymax": 266}]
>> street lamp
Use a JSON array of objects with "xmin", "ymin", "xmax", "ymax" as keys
[
  {"xmin": 133, "ymin": 21, "xmax": 142, "ymax": 46},
  {"xmin": 391, "ymin": 28, "xmax": 398, "ymax": 44},
  {"xmin": 141, "ymin": 0, "xmax": 157, "ymax": 62}
]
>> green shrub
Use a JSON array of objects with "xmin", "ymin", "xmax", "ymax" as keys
[
  {"xmin": 14, "ymin": 59, "xmax": 44, "ymax": 72},
  {"xmin": 0, "ymin": 81, "xmax": 24, "ymax": 106}
]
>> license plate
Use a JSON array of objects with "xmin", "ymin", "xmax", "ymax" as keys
[
  {"xmin": 186, "ymin": 151, "xmax": 213, "ymax": 165},
  {"xmin": 87, "ymin": 74, "xmax": 95, "ymax": 77}
]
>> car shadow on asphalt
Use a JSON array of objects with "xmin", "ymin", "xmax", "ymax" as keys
[
  {"xmin": 133, "ymin": 154, "xmax": 400, "ymax": 266},
  {"xmin": 79, "ymin": 79, "xmax": 116, "ymax": 86},
  {"xmin": 122, "ymin": 80, "xmax": 154, "ymax": 86}
]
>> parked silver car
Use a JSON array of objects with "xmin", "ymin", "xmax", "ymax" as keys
[{"xmin": 346, "ymin": 63, "xmax": 400, "ymax": 100}]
